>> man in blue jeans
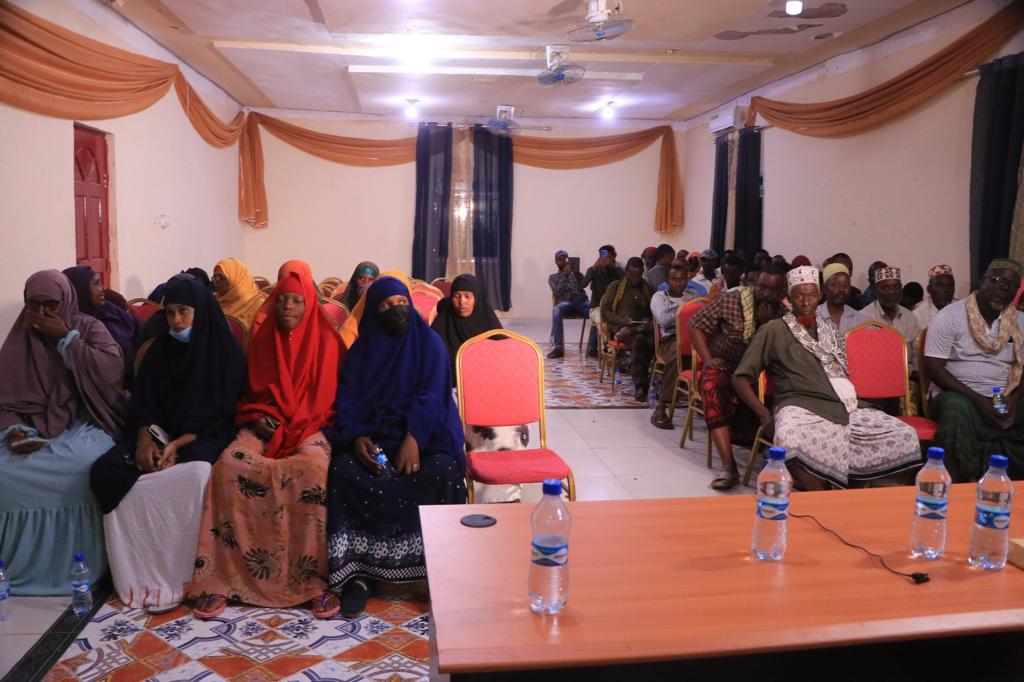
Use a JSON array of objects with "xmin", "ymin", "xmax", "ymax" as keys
[{"xmin": 548, "ymin": 250, "xmax": 589, "ymax": 359}]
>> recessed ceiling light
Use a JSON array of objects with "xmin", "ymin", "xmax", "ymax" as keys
[
  {"xmin": 785, "ymin": 1, "xmax": 803, "ymax": 16},
  {"xmin": 601, "ymin": 101, "xmax": 615, "ymax": 119},
  {"xmin": 404, "ymin": 99, "xmax": 419, "ymax": 119}
]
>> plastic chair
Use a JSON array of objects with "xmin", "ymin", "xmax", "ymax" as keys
[
  {"xmin": 127, "ymin": 298, "xmax": 161, "ymax": 323},
  {"xmin": 845, "ymin": 321, "xmax": 938, "ymax": 442},
  {"xmin": 456, "ymin": 329, "xmax": 576, "ymax": 502},
  {"xmin": 223, "ymin": 314, "xmax": 249, "ymax": 352},
  {"xmin": 742, "ymin": 371, "xmax": 774, "ymax": 487},
  {"xmin": 320, "ymin": 298, "xmax": 349, "ymax": 330}
]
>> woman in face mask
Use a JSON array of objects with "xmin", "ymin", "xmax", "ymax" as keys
[
  {"xmin": 90, "ymin": 274, "xmax": 246, "ymax": 614},
  {"xmin": 325, "ymin": 276, "xmax": 467, "ymax": 618}
]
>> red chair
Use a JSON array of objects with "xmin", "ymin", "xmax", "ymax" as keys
[
  {"xmin": 320, "ymin": 298, "xmax": 349, "ymax": 330},
  {"xmin": 431, "ymin": 278, "xmax": 452, "ymax": 297},
  {"xmin": 126, "ymin": 298, "xmax": 160, "ymax": 323},
  {"xmin": 253, "ymin": 276, "xmax": 271, "ymax": 290},
  {"xmin": 223, "ymin": 314, "xmax": 249, "ymax": 352},
  {"xmin": 456, "ymin": 329, "xmax": 576, "ymax": 502},
  {"xmin": 845, "ymin": 322, "xmax": 938, "ymax": 442},
  {"xmin": 331, "ymin": 285, "xmax": 348, "ymax": 303},
  {"xmin": 672, "ymin": 297, "xmax": 708, "ymax": 442},
  {"xmin": 411, "ymin": 290, "xmax": 441, "ymax": 323}
]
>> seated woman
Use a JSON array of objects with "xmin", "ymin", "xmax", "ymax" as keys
[
  {"xmin": 339, "ymin": 269, "xmax": 411, "ymax": 354},
  {"xmin": 327, "ymin": 277, "xmax": 467, "ymax": 617},
  {"xmin": 212, "ymin": 257, "xmax": 266, "ymax": 330},
  {"xmin": 90, "ymin": 274, "xmax": 245, "ymax": 613},
  {"xmin": 430, "ymin": 275, "xmax": 523, "ymax": 503},
  {"xmin": 0, "ymin": 270, "xmax": 125, "ymax": 594},
  {"xmin": 339, "ymin": 261, "xmax": 380, "ymax": 311},
  {"xmin": 188, "ymin": 263, "xmax": 341, "ymax": 619},
  {"xmin": 64, "ymin": 265, "xmax": 141, "ymax": 385}
]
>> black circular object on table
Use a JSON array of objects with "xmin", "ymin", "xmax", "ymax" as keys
[{"xmin": 460, "ymin": 514, "xmax": 497, "ymax": 528}]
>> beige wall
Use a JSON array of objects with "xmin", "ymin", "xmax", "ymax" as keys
[
  {"xmin": 245, "ymin": 116, "xmax": 686, "ymax": 319},
  {"xmin": 0, "ymin": 0, "xmax": 241, "ymax": 339},
  {"xmin": 685, "ymin": 0, "xmax": 1024, "ymax": 295}
]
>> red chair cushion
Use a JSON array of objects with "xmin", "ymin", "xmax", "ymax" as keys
[
  {"xmin": 129, "ymin": 305, "xmax": 158, "ymax": 323},
  {"xmin": 898, "ymin": 416, "xmax": 938, "ymax": 441},
  {"xmin": 466, "ymin": 449, "xmax": 570, "ymax": 484},
  {"xmin": 607, "ymin": 340, "xmax": 627, "ymax": 350}
]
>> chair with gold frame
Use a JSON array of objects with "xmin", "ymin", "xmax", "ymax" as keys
[
  {"xmin": 742, "ymin": 370, "xmax": 774, "ymax": 487},
  {"xmin": 456, "ymin": 329, "xmax": 576, "ymax": 502}
]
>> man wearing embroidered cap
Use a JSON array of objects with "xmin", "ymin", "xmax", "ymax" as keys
[
  {"xmin": 916, "ymin": 264, "xmax": 957, "ymax": 329},
  {"xmin": 732, "ymin": 266, "xmax": 920, "ymax": 490},
  {"xmin": 816, "ymin": 262, "xmax": 867, "ymax": 334},
  {"xmin": 862, "ymin": 266, "xmax": 923, "ymax": 380},
  {"xmin": 924, "ymin": 258, "xmax": 1024, "ymax": 481}
]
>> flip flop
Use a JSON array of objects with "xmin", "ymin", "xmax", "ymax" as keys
[
  {"xmin": 192, "ymin": 594, "xmax": 227, "ymax": 620},
  {"xmin": 711, "ymin": 473, "xmax": 740, "ymax": 491},
  {"xmin": 312, "ymin": 591, "xmax": 341, "ymax": 620}
]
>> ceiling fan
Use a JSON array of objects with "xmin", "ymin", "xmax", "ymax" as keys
[{"xmin": 567, "ymin": 0, "xmax": 635, "ymax": 42}]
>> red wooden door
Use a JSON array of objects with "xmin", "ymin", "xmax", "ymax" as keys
[{"xmin": 73, "ymin": 125, "xmax": 111, "ymax": 286}]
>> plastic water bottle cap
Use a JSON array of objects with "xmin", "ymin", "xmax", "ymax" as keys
[
  {"xmin": 926, "ymin": 447, "xmax": 945, "ymax": 461},
  {"xmin": 989, "ymin": 454, "xmax": 1009, "ymax": 469},
  {"xmin": 542, "ymin": 479, "xmax": 563, "ymax": 496},
  {"xmin": 74, "ymin": 553, "xmax": 84, "ymax": 562},
  {"xmin": 993, "ymin": 387, "xmax": 1002, "ymax": 393},
  {"xmin": 0, "ymin": 559, "xmax": 5, "ymax": 569},
  {"xmin": 768, "ymin": 447, "xmax": 786, "ymax": 461}
]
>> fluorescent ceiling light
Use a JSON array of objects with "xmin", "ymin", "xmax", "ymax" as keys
[
  {"xmin": 601, "ymin": 101, "xmax": 615, "ymax": 119},
  {"xmin": 785, "ymin": 1, "xmax": 803, "ymax": 16},
  {"xmin": 404, "ymin": 99, "xmax": 419, "ymax": 119},
  {"xmin": 347, "ymin": 64, "xmax": 643, "ymax": 81}
]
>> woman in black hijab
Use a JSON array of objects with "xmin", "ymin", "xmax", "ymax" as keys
[
  {"xmin": 430, "ymin": 274, "xmax": 501, "ymax": 378},
  {"xmin": 89, "ymin": 274, "xmax": 246, "ymax": 614}
]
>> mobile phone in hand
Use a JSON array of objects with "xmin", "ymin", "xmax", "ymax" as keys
[{"xmin": 148, "ymin": 424, "xmax": 171, "ymax": 447}]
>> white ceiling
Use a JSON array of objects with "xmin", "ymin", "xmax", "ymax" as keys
[{"xmin": 117, "ymin": 0, "xmax": 962, "ymax": 121}]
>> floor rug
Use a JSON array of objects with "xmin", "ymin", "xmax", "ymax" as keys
[
  {"xmin": 42, "ymin": 592, "xmax": 430, "ymax": 682},
  {"xmin": 543, "ymin": 346, "xmax": 651, "ymax": 409}
]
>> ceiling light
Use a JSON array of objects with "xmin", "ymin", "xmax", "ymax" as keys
[
  {"xmin": 601, "ymin": 101, "xmax": 615, "ymax": 119},
  {"xmin": 404, "ymin": 99, "xmax": 419, "ymax": 119},
  {"xmin": 785, "ymin": 1, "xmax": 803, "ymax": 16}
]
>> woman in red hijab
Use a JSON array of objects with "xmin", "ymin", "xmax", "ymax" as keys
[{"xmin": 187, "ymin": 261, "xmax": 342, "ymax": 619}]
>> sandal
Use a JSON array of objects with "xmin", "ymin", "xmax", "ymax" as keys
[
  {"xmin": 192, "ymin": 594, "xmax": 227, "ymax": 620},
  {"xmin": 711, "ymin": 472, "xmax": 740, "ymax": 491},
  {"xmin": 340, "ymin": 579, "xmax": 372, "ymax": 619},
  {"xmin": 311, "ymin": 591, "xmax": 341, "ymax": 620}
]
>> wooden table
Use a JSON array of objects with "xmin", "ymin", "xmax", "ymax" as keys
[{"xmin": 421, "ymin": 483, "xmax": 1024, "ymax": 680}]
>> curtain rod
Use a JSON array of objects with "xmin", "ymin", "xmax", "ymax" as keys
[{"xmin": 407, "ymin": 122, "xmax": 552, "ymax": 131}]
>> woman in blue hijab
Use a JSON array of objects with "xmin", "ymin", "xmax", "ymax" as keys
[{"xmin": 327, "ymin": 276, "xmax": 466, "ymax": 617}]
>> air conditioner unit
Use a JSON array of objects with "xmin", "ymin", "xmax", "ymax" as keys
[{"xmin": 708, "ymin": 105, "xmax": 747, "ymax": 133}]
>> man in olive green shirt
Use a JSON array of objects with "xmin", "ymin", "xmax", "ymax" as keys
[{"xmin": 732, "ymin": 266, "xmax": 920, "ymax": 490}]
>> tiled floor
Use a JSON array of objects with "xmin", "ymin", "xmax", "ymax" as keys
[{"xmin": 0, "ymin": 320, "xmax": 761, "ymax": 679}]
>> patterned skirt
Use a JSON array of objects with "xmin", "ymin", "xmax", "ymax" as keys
[{"xmin": 186, "ymin": 430, "xmax": 330, "ymax": 607}]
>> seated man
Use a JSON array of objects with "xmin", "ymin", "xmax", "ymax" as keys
[
  {"xmin": 816, "ymin": 262, "xmax": 867, "ymax": 333},
  {"xmin": 732, "ymin": 266, "xmax": 921, "ymax": 491},
  {"xmin": 645, "ymin": 243, "xmax": 675, "ymax": 290},
  {"xmin": 547, "ymin": 249, "xmax": 589, "ymax": 359},
  {"xmin": 916, "ymin": 263, "xmax": 957, "ymax": 329},
  {"xmin": 924, "ymin": 259, "xmax": 1024, "ymax": 481},
  {"xmin": 719, "ymin": 254, "xmax": 744, "ymax": 293},
  {"xmin": 901, "ymin": 281, "xmax": 925, "ymax": 312},
  {"xmin": 600, "ymin": 257, "xmax": 655, "ymax": 402},
  {"xmin": 862, "ymin": 265, "xmax": 922, "ymax": 363},
  {"xmin": 691, "ymin": 249, "xmax": 722, "ymax": 294},
  {"xmin": 650, "ymin": 264, "xmax": 700, "ymax": 429},
  {"xmin": 581, "ymin": 245, "xmax": 624, "ymax": 358},
  {"xmin": 689, "ymin": 263, "xmax": 788, "ymax": 489}
]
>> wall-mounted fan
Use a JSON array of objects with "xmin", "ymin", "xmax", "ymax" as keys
[
  {"xmin": 537, "ymin": 45, "xmax": 585, "ymax": 87},
  {"xmin": 567, "ymin": 0, "xmax": 635, "ymax": 42},
  {"xmin": 486, "ymin": 105, "xmax": 522, "ymax": 136}
]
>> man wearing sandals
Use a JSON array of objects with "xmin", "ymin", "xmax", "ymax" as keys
[{"xmin": 688, "ymin": 263, "xmax": 787, "ymax": 490}]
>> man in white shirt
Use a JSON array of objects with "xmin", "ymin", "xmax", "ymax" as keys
[
  {"xmin": 691, "ymin": 248, "xmax": 722, "ymax": 294},
  {"xmin": 650, "ymin": 264, "xmax": 699, "ymax": 429},
  {"xmin": 862, "ymin": 266, "xmax": 922, "ymax": 367},
  {"xmin": 916, "ymin": 263, "xmax": 957, "ymax": 329}
]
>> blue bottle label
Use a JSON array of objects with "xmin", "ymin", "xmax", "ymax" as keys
[
  {"xmin": 975, "ymin": 503, "xmax": 1011, "ymax": 530},
  {"xmin": 71, "ymin": 580, "xmax": 90, "ymax": 593},
  {"xmin": 757, "ymin": 497, "xmax": 788, "ymax": 521},
  {"xmin": 531, "ymin": 542, "xmax": 569, "ymax": 567},
  {"xmin": 0, "ymin": 587, "xmax": 9, "ymax": 601},
  {"xmin": 915, "ymin": 494, "xmax": 948, "ymax": 520}
]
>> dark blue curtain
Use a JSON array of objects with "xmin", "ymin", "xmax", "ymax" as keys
[
  {"xmin": 472, "ymin": 127, "xmax": 513, "ymax": 311},
  {"xmin": 412, "ymin": 123, "xmax": 453, "ymax": 282},
  {"xmin": 710, "ymin": 133, "xmax": 730, "ymax": 253},
  {"xmin": 970, "ymin": 52, "xmax": 1024, "ymax": 287},
  {"xmin": 734, "ymin": 127, "xmax": 763, "ymax": 254}
]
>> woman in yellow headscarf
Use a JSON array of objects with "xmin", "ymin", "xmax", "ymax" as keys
[
  {"xmin": 212, "ymin": 258, "xmax": 267, "ymax": 329},
  {"xmin": 339, "ymin": 270, "xmax": 411, "ymax": 354}
]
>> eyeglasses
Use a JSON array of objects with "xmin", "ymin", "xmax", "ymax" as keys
[
  {"xmin": 985, "ymin": 274, "xmax": 1020, "ymax": 289},
  {"xmin": 24, "ymin": 299, "xmax": 60, "ymax": 313}
]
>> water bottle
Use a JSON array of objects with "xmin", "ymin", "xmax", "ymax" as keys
[
  {"xmin": 752, "ymin": 447, "xmax": 792, "ymax": 561},
  {"xmin": 648, "ymin": 376, "xmax": 660, "ymax": 408},
  {"xmin": 968, "ymin": 455, "xmax": 1014, "ymax": 570},
  {"xmin": 0, "ymin": 559, "xmax": 10, "ymax": 622},
  {"xmin": 70, "ymin": 554, "xmax": 92, "ymax": 617},
  {"xmin": 528, "ymin": 479, "xmax": 571, "ymax": 614},
  {"xmin": 992, "ymin": 387, "xmax": 1007, "ymax": 415},
  {"xmin": 909, "ymin": 447, "xmax": 952, "ymax": 559}
]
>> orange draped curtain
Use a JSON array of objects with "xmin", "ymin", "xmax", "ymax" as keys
[
  {"xmin": 514, "ymin": 126, "xmax": 682, "ymax": 233},
  {"xmin": 0, "ymin": 1, "xmax": 243, "ymax": 146},
  {"xmin": 746, "ymin": 0, "xmax": 1024, "ymax": 137}
]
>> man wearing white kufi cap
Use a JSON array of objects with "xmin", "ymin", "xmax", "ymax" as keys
[
  {"xmin": 863, "ymin": 265, "xmax": 922, "ymax": 351},
  {"xmin": 731, "ymin": 266, "xmax": 921, "ymax": 490}
]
